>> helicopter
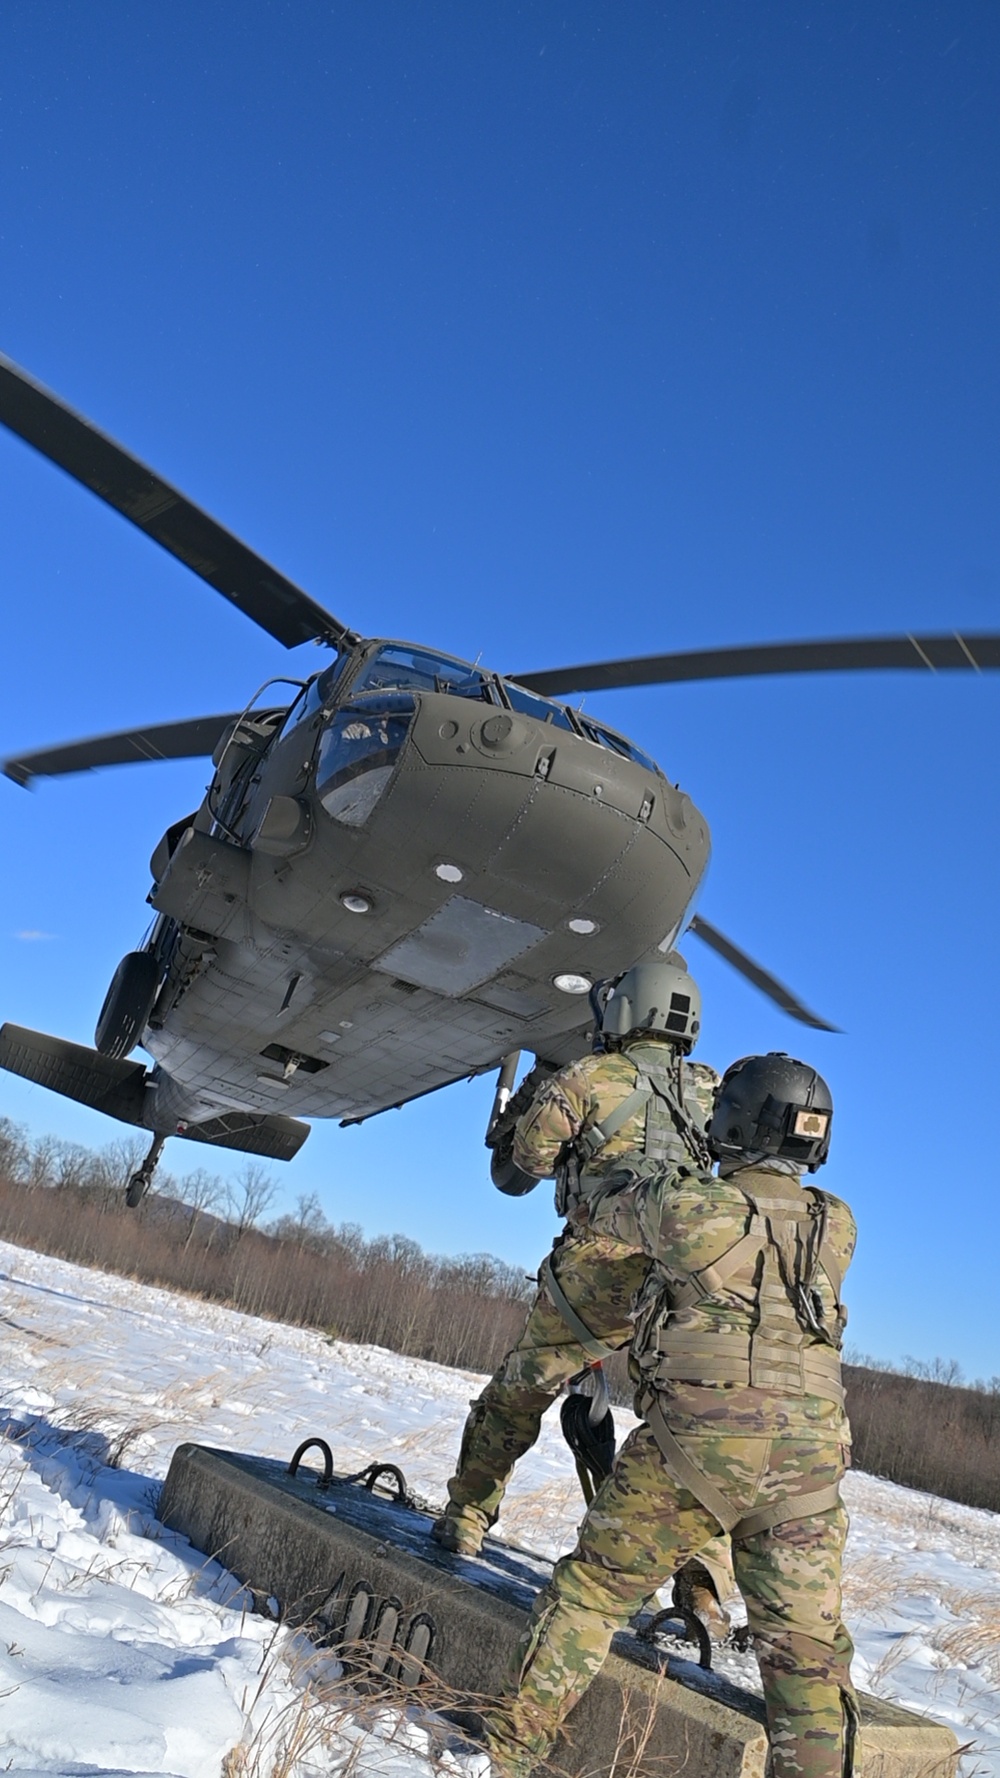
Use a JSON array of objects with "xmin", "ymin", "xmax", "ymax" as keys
[{"xmin": 2, "ymin": 353, "xmax": 998, "ymax": 1204}]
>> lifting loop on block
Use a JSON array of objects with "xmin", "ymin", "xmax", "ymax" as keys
[
  {"xmin": 392, "ymin": 1610, "xmax": 436, "ymax": 1687},
  {"xmin": 638, "ymin": 1605, "xmax": 713, "ymax": 1671},
  {"xmin": 287, "ymin": 1437, "xmax": 334, "ymax": 1489},
  {"xmin": 357, "ymin": 1461, "xmax": 410, "ymax": 1505}
]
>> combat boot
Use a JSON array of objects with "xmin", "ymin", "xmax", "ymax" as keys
[
  {"xmin": 430, "ymin": 1505, "xmax": 490, "ymax": 1557},
  {"xmin": 436, "ymin": 1707, "xmax": 529, "ymax": 1778},
  {"xmin": 672, "ymin": 1558, "xmax": 731, "ymax": 1642}
]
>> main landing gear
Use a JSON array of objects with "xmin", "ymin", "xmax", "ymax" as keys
[{"xmin": 126, "ymin": 1133, "xmax": 166, "ymax": 1208}]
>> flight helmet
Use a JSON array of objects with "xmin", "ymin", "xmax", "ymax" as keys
[
  {"xmin": 599, "ymin": 954, "xmax": 701, "ymax": 1053},
  {"xmin": 707, "ymin": 1051, "xmax": 833, "ymax": 1172}
]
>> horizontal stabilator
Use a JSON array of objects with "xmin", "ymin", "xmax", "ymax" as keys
[{"xmin": 0, "ymin": 1023, "xmax": 309, "ymax": 1161}]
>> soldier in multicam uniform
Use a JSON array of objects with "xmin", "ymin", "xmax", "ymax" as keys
[
  {"xmin": 481, "ymin": 1051, "xmax": 857, "ymax": 1778},
  {"xmin": 431, "ymin": 955, "xmax": 735, "ymax": 1630}
]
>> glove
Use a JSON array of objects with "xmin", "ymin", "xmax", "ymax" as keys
[{"xmin": 485, "ymin": 1061, "xmax": 558, "ymax": 1150}]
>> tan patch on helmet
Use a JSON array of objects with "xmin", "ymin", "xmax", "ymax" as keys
[{"xmin": 793, "ymin": 1109, "xmax": 829, "ymax": 1139}]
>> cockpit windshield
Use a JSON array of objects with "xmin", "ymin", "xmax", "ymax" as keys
[
  {"xmin": 350, "ymin": 645, "xmax": 659, "ymax": 772},
  {"xmin": 353, "ymin": 644, "xmax": 494, "ymax": 701}
]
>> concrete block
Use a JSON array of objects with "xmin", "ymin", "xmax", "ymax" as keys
[{"xmin": 160, "ymin": 1443, "xmax": 958, "ymax": 1778}]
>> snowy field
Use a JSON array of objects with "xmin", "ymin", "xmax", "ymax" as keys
[{"xmin": 0, "ymin": 1237, "xmax": 997, "ymax": 1777}]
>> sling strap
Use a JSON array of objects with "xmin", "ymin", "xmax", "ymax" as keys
[
  {"xmin": 539, "ymin": 1255, "xmax": 620, "ymax": 1362},
  {"xmin": 575, "ymin": 1083, "xmax": 651, "ymax": 1160},
  {"xmin": 644, "ymin": 1394, "xmax": 842, "ymax": 1543},
  {"xmin": 667, "ymin": 1226, "xmax": 767, "ymax": 1310}
]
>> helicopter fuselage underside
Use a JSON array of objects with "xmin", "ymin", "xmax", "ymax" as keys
[{"xmin": 139, "ymin": 676, "xmax": 710, "ymax": 1134}]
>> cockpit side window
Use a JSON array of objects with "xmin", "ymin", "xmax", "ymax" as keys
[
  {"xmin": 501, "ymin": 681, "xmax": 579, "ymax": 733},
  {"xmin": 579, "ymin": 718, "xmax": 658, "ymax": 773},
  {"xmin": 503, "ymin": 681, "xmax": 658, "ymax": 767},
  {"xmin": 354, "ymin": 644, "xmax": 494, "ymax": 701}
]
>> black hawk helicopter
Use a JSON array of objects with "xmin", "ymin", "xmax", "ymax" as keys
[{"xmin": 2, "ymin": 355, "xmax": 998, "ymax": 1202}]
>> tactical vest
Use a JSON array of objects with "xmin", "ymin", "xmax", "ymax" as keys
[
  {"xmin": 634, "ymin": 1166, "xmax": 847, "ymax": 1406},
  {"xmin": 556, "ymin": 1044, "xmax": 710, "ymax": 1217}
]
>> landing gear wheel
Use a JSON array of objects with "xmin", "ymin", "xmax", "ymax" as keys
[
  {"xmin": 125, "ymin": 1134, "xmax": 166, "ymax": 1208},
  {"xmin": 95, "ymin": 951, "xmax": 160, "ymax": 1059},
  {"xmin": 126, "ymin": 1170, "xmax": 151, "ymax": 1208}
]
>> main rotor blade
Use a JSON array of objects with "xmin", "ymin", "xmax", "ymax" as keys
[
  {"xmin": 0, "ymin": 354, "xmax": 356, "ymax": 651},
  {"xmin": 3, "ymin": 712, "xmax": 249, "ymax": 788},
  {"xmin": 688, "ymin": 914, "xmax": 840, "ymax": 1034},
  {"xmin": 514, "ymin": 633, "xmax": 1000, "ymax": 698}
]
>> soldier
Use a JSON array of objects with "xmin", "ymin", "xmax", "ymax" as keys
[
  {"xmin": 431, "ymin": 955, "xmax": 735, "ymax": 1631},
  {"xmin": 482, "ymin": 1052, "xmax": 857, "ymax": 1778}
]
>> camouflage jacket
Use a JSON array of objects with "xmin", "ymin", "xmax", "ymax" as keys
[
  {"xmin": 512, "ymin": 1043, "xmax": 718, "ymax": 1212},
  {"xmin": 589, "ymin": 1159, "xmax": 857, "ymax": 1439}
]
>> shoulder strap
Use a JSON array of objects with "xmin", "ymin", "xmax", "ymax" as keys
[
  {"xmin": 668, "ymin": 1222, "xmax": 768, "ymax": 1309},
  {"xmin": 578, "ymin": 1053, "xmax": 712, "ymax": 1168},
  {"xmin": 806, "ymin": 1188, "xmax": 845, "ymax": 1303},
  {"xmin": 575, "ymin": 1076, "xmax": 652, "ymax": 1160}
]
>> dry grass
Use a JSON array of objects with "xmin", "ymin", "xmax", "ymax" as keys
[
  {"xmin": 862, "ymin": 1631, "xmax": 921, "ymax": 1695},
  {"xmin": 215, "ymin": 1592, "xmax": 682, "ymax": 1778},
  {"xmin": 927, "ymin": 1587, "xmax": 1000, "ymax": 1680},
  {"xmin": 842, "ymin": 1554, "xmax": 935, "ymax": 1625},
  {"xmin": 222, "ymin": 1629, "xmax": 476, "ymax": 1778}
]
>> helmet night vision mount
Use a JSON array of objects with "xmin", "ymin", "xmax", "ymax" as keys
[{"xmin": 599, "ymin": 955, "xmax": 702, "ymax": 1053}]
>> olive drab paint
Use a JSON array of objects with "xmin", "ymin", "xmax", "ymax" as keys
[{"xmin": 1, "ymin": 633, "xmax": 710, "ymax": 1155}]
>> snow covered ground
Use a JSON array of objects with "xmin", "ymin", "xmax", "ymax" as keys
[{"xmin": 0, "ymin": 1237, "xmax": 997, "ymax": 1777}]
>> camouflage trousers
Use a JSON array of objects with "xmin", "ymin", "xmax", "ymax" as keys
[
  {"xmin": 487, "ymin": 1421, "xmax": 855, "ymax": 1778},
  {"xmin": 442, "ymin": 1231, "xmax": 734, "ymax": 1603}
]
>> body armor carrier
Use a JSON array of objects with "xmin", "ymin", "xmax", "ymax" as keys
[
  {"xmin": 633, "ymin": 1166, "xmax": 847, "ymax": 1404},
  {"xmin": 555, "ymin": 1045, "xmax": 712, "ymax": 1218}
]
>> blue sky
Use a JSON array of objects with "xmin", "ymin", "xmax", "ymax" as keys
[{"xmin": 1, "ymin": 3, "xmax": 998, "ymax": 1376}]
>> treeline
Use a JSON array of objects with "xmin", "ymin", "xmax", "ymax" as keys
[
  {"xmin": 0, "ymin": 1117, "xmax": 532, "ymax": 1374},
  {"xmin": 0, "ymin": 1117, "xmax": 998, "ymax": 1512},
  {"xmin": 843, "ymin": 1358, "xmax": 1000, "ymax": 1514}
]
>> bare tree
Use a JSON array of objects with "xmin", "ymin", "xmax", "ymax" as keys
[
  {"xmin": 51, "ymin": 1140, "xmax": 97, "ymax": 1194},
  {"xmin": 903, "ymin": 1354, "xmax": 964, "ymax": 1386},
  {"xmin": 24, "ymin": 1133, "xmax": 60, "ymax": 1190},
  {"xmin": 176, "ymin": 1166, "xmax": 225, "ymax": 1248},
  {"xmin": 225, "ymin": 1161, "xmax": 278, "ymax": 1237},
  {"xmin": 85, "ymin": 1136, "xmax": 148, "ymax": 1209},
  {"xmin": 0, "ymin": 1118, "xmax": 29, "ymax": 1184},
  {"xmin": 270, "ymin": 1192, "xmax": 333, "ymax": 1251}
]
